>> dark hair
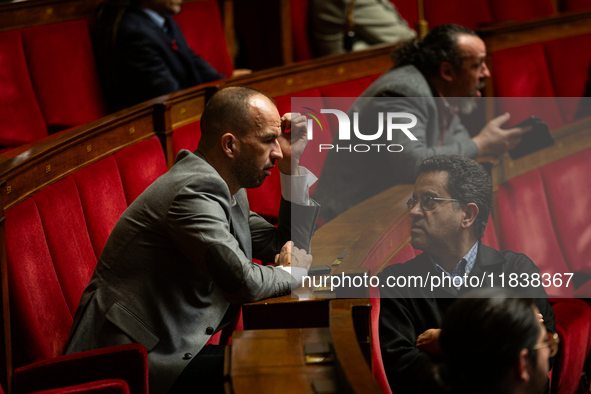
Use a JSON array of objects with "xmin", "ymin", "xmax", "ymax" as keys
[
  {"xmin": 439, "ymin": 289, "xmax": 540, "ymax": 393},
  {"xmin": 392, "ymin": 24, "xmax": 477, "ymax": 78},
  {"xmin": 417, "ymin": 155, "xmax": 492, "ymax": 239},
  {"xmin": 199, "ymin": 86, "xmax": 275, "ymax": 151}
]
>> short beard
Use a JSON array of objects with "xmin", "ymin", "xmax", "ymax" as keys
[
  {"xmin": 459, "ymin": 96, "xmax": 478, "ymax": 114},
  {"xmin": 232, "ymin": 157, "xmax": 267, "ymax": 189}
]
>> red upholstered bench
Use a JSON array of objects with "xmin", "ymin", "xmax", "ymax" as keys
[
  {"xmin": 173, "ymin": 0, "xmax": 234, "ymax": 78},
  {"xmin": 4, "ymin": 136, "xmax": 167, "ymax": 393}
]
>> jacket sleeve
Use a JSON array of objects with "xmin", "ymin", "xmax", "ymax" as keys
[{"xmin": 166, "ymin": 183, "xmax": 293, "ymax": 304}]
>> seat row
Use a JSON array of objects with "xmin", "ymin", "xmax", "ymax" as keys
[{"xmin": 0, "ymin": 0, "xmax": 231, "ymax": 150}]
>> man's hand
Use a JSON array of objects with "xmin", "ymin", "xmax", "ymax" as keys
[
  {"xmin": 274, "ymin": 241, "xmax": 313, "ymax": 271},
  {"xmin": 277, "ymin": 113, "xmax": 309, "ymax": 175},
  {"xmin": 472, "ymin": 112, "xmax": 531, "ymax": 157},
  {"xmin": 416, "ymin": 328, "xmax": 442, "ymax": 355}
]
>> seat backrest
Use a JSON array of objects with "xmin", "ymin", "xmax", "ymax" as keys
[
  {"xmin": 539, "ymin": 148, "xmax": 591, "ymax": 274},
  {"xmin": 0, "ymin": 30, "xmax": 47, "ymax": 147},
  {"xmin": 491, "ymin": 43, "xmax": 564, "ymax": 130},
  {"xmin": 389, "ymin": 0, "xmax": 418, "ymax": 30},
  {"xmin": 173, "ymin": 0, "xmax": 233, "ymax": 77},
  {"xmin": 487, "ymin": 0, "xmax": 555, "ymax": 23},
  {"xmin": 497, "ymin": 168, "xmax": 573, "ymax": 297},
  {"xmin": 544, "ymin": 34, "xmax": 591, "ymax": 122},
  {"xmin": 291, "ymin": 0, "xmax": 313, "ymax": 61},
  {"xmin": 21, "ymin": 19, "xmax": 108, "ymax": 132},
  {"xmin": 560, "ymin": 0, "xmax": 591, "ymax": 12},
  {"xmin": 5, "ymin": 136, "xmax": 167, "ymax": 365},
  {"xmin": 424, "ymin": 0, "xmax": 493, "ymax": 30}
]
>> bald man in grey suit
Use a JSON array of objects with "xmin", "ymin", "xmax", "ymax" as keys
[{"xmin": 65, "ymin": 87, "xmax": 320, "ymax": 394}]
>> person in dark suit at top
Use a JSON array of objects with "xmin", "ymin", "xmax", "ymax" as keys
[{"xmin": 94, "ymin": 0, "xmax": 250, "ymax": 111}]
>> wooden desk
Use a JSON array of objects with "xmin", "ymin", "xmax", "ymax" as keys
[
  {"xmin": 228, "ymin": 328, "xmax": 338, "ymax": 394},
  {"xmin": 243, "ymin": 183, "xmax": 414, "ymax": 330}
]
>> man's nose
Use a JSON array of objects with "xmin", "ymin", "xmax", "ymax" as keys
[
  {"xmin": 271, "ymin": 140, "xmax": 283, "ymax": 160},
  {"xmin": 481, "ymin": 61, "xmax": 491, "ymax": 79},
  {"xmin": 409, "ymin": 203, "xmax": 424, "ymax": 219}
]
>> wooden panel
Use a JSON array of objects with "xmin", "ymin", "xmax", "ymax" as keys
[
  {"xmin": 491, "ymin": 117, "xmax": 591, "ymax": 187},
  {"xmin": 479, "ymin": 9, "xmax": 591, "ymax": 52},
  {"xmin": 0, "ymin": 103, "xmax": 156, "ymax": 211}
]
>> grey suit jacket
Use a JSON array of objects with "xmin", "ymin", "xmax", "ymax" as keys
[
  {"xmin": 313, "ymin": 65, "xmax": 479, "ymax": 222},
  {"xmin": 65, "ymin": 150, "xmax": 320, "ymax": 394}
]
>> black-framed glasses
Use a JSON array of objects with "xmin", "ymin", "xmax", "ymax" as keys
[
  {"xmin": 533, "ymin": 332, "xmax": 560, "ymax": 358},
  {"xmin": 406, "ymin": 196, "xmax": 460, "ymax": 212}
]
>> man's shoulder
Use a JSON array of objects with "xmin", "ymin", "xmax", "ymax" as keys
[
  {"xmin": 119, "ymin": 7, "xmax": 158, "ymax": 35},
  {"xmin": 477, "ymin": 243, "xmax": 539, "ymax": 273},
  {"xmin": 378, "ymin": 252, "xmax": 430, "ymax": 277},
  {"xmin": 365, "ymin": 65, "xmax": 432, "ymax": 98}
]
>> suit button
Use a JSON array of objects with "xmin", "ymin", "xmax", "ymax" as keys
[
  {"xmin": 183, "ymin": 353, "xmax": 192, "ymax": 360},
  {"xmin": 206, "ymin": 326, "xmax": 214, "ymax": 335}
]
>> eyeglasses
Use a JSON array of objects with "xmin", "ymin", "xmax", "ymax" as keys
[
  {"xmin": 406, "ymin": 196, "xmax": 460, "ymax": 212},
  {"xmin": 532, "ymin": 332, "xmax": 560, "ymax": 358}
]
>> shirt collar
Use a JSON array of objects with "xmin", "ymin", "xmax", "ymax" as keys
[
  {"xmin": 141, "ymin": 8, "xmax": 166, "ymax": 29},
  {"xmin": 430, "ymin": 241, "xmax": 479, "ymax": 286}
]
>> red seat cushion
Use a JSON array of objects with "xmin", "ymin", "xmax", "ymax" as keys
[
  {"xmin": 0, "ymin": 30, "xmax": 47, "ymax": 146},
  {"xmin": 497, "ymin": 169, "xmax": 572, "ymax": 297},
  {"xmin": 21, "ymin": 20, "xmax": 108, "ymax": 131},
  {"xmin": 5, "ymin": 198, "xmax": 73, "ymax": 362},
  {"xmin": 73, "ymin": 156, "xmax": 128, "ymax": 259},
  {"xmin": 29, "ymin": 379, "xmax": 130, "ymax": 394},
  {"xmin": 540, "ymin": 148, "xmax": 591, "ymax": 274},
  {"xmin": 491, "ymin": 44, "xmax": 564, "ymax": 130},
  {"xmin": 544, "ymin": 34, "xmax": 591, "ymax": 122},
  {"xmin": 560, "ymin": 0, "xmax": 591, "ymax": 12},
  {"xmin": 389, "ymin": 0, "xmax": 418, "ymax": 29},
  {"xmin": 488, "ymin": 0, "xmax": 555, "ymax": 23},
  {"xmin": 114, "ymin": 136, "xmax": 168, "ymax": 205},
  {"xmin": 173, "ymin": 1, "xmax": 233, "ymax": 77},
  {"xmin": 172, "ymin": 121, "xmax": 202, "ymax": 159},
  {"xmin": 424, "ymin": 0, "xmax": 493, "ymax": 30},
  {"xmin": 291, "ymin": 0, "xmax": 312, "ymax": 61}
]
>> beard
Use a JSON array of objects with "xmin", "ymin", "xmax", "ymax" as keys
[
  {"xmin": 232, "ymin": 156, "xmax": 272, "ymax": 189},
  {"xmin": 459, "ymin": 96, "xmax": 478, "ymax": 114}
]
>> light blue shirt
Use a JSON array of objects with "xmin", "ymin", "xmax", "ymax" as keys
[
  {"xmin": 430, "ymin": 241, "xmax": 479, "ymax": 289},
  {"xmin": 141, "ymin": 8, "xmax": 166, "ymax": 30}
]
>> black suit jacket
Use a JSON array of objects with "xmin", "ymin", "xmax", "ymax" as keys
[
  {"xmin": 378, "ymin": 242, "xmax": 556, "ymax": 393},
  {"xmin": 100, "ymin": 7, "xmax": 225, "ymax": 110}
]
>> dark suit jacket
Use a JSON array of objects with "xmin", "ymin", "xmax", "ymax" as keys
[
  {"xmin": 65, "ymin": 150, "xmax": 320, "ymax": 394},
  {"xmin": 378, "ymin": 242, "xmax": 556, "ymax": 393},
  {"xmin": 99, "ymin": 7, "xmax": 225, "ymax": 110}
]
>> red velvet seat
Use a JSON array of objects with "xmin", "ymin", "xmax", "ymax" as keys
[
  {"xmin": 560, "ymin": 0, "xmax": 591, "ymax": 12},
  {"xmin": 540, "ymin": 148, "xmax": 591, "ymax": 277},
  {"xmin": 544, "ymin": 34, "xmax": 591, "ymax": 122},
  {"xmin": 173, "ymin": 0, "xmax": 233, "ymax": 77},
  {"xmin": 389, "ymin": 0, "xmax": 418, "ymax": 30},
  {"xmin": 423, "ymin": 0, "xmax": 493, "ymax": 30},
  {"xmin": 491, "ymin": 44, "xmax": 565, "ymax": 130},
  {"xmin": 0, "ymin": 30, "xmax": 47, "ymax": 147},
  {"xmin": 172, "ymin": 121, "xmax": 202, "ymax": 160},
  {"xmin": 497, "ymin": 169, "xmax": 573, "ymax": 297},
  {"xmin": 29, "ymin": 379, "xmax": 131, "ymax": 394},
  {"xmin": 21, "ymin": 20, "xmax": 108, "ymax": 132},
  {"xmin": 291, "ymin": 0, "xmax": 313, "ymax": 61},
  {"xmin": 4, "ymin": 137, "xmax": 167, "ymax": 393},
  {"xmin": 488, "ymin": 0, "xmax": 555, "ymax": 23}
]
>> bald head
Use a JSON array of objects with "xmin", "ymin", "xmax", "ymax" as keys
[{"xmin": 198, "ymin": 87, "xmax": 276, "ymax": 152}]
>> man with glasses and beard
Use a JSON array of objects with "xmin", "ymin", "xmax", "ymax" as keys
[
  {"xmin": 377, "ymin": 155, "xmax": 555, "ymax": 393},
  {"xmin": 314, "ymin": 24, "xmax": 531, "ymax": 223}
]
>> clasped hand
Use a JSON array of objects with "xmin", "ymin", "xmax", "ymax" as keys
[{"xmin": 278, "ymin": 113, "xmax": 309, "ymax": 175}]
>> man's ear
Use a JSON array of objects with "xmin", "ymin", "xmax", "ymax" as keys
[
  {"xmin": 461, "ymin": 202, "xmax": 479, "ymax": 230},
  {"xmin": 517, "ymin": 348, "xmax": 531, "ymax": 382},
  {"xmin": 440, "ymin": 61, "xmax": 455, "ymax": 82},
  {"xmin": 221, "ymin": 133, "xmax": 238, "ymax": 158}
]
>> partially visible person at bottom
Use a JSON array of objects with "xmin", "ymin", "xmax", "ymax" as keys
[{"xmin": 437, "ymin": 289, "xmax": 556, "ymax": 394}]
